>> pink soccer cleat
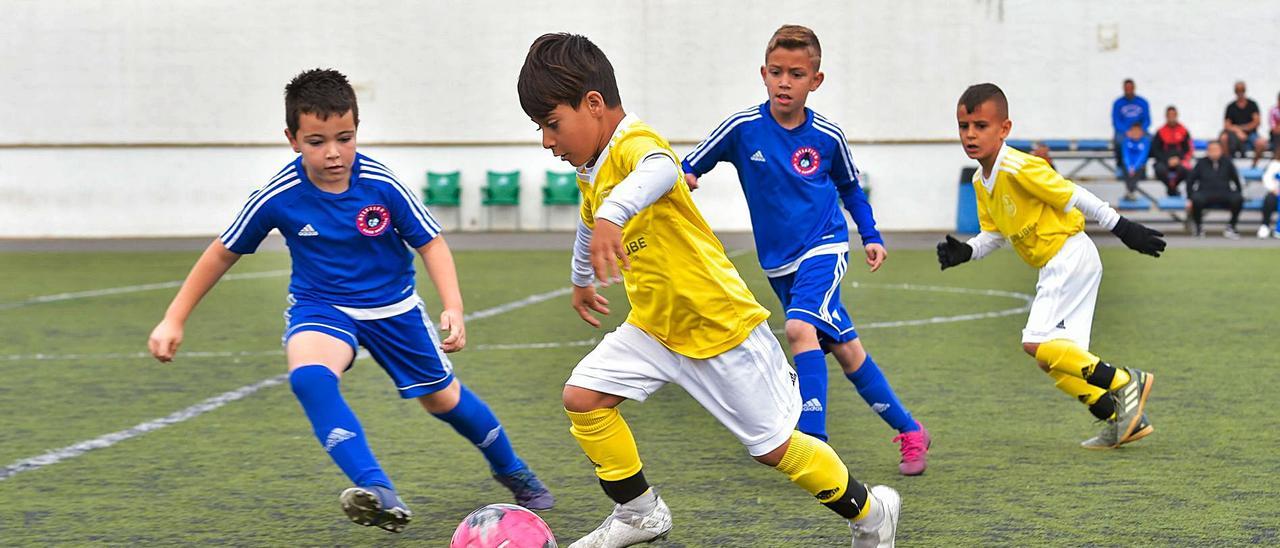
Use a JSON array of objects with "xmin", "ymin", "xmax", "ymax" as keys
[{"xmin": 892, "ymin": 421, "xmax": 931, "ymax": 476}]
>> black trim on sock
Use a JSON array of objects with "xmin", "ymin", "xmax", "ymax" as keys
[
  {"xmin": 1088, "ymin": 394, "xmax": 1116, "ymax": 421},
  {"xmin": 822, "ymin": 474, "xmax": 869, "ymax": 520},
  {"xmin": 1086, "ymin": 361, "xmax": 1117, "ymax": 390},
  {"xmin": 600, "ymin": 471, "xmax": 649, "ymax": 505}
]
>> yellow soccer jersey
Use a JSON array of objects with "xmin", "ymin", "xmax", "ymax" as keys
[
  {"xmin": 578, "ymin": 115, "xmax": 770, "ymax": 358},
  {"xmin": 973, "ymin": 144, "xmax": 1085, "ymax": 268}
]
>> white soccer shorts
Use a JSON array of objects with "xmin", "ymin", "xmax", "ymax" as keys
[
  {"xmin": 566, "ymin": 321, "xmax": 801, "ymax": 457},
  {"xmin": 1022, "ymin": 232, "xmax": 1103, "ymax": 349}
]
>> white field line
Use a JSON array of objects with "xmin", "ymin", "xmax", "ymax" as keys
[
  {"xmin": 0, "ymin": 284, "xmax": 577, "ymax": 481},
  {"xmin": 3, "ymin": 338, "xmax": 603, "ymax": 363},
  {"xmin": 0, "ymin": 269, "xmax": 291, "ymax": 311}
]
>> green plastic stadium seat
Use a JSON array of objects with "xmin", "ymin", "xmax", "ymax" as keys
[
  {"xmin": 542, "ymin": 170, "xmax": 579, "ymax": 206},
  {"xmin": 423, "ymin": 171, "xmax": 462, "ymax": 207},
  {"xmin": 482, "ymin": 170, "xmax": 521, "ymax": 229}
]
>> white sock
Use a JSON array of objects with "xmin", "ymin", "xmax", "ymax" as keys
[
  {"xmin": 622, "ymin": 488, "xmax": 657, "ymax": 513},
  {"xmin": 852, "ymin": 492, "xmax": 884, "ymax": 529}
]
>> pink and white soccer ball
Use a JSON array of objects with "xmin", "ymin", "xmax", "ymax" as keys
[{"xmin": 450, "ymin": 503, "xmax": 557, "ymax": 548}]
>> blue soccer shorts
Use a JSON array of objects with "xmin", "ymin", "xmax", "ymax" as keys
[
  {"xmin": 766, "ymin": 252, "xmax": 859, "ymax": 346},
  {"xmin": 282, "ymin": 295, "xmax": 455, "ymax": 399}
]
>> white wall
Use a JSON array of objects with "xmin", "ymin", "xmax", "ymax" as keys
[{"xmin": 2, "ymin": 0, "xmax": 1278, "ymax": 237}]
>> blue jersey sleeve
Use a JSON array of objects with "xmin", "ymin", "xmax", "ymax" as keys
[
  {"xmin": 681, "ymin": 108, "xmax": 757, "ymax": 176},
  {"xmin": 827, "ymin": 131, "xmax": 883, "ymax": 246},
  {"xmin": 358, "ymin": 158, "xmax": 440, "ymax": 248},
  {"xmin": 219, "ymin": 188, "xmax": 279, "ymax": 254}
]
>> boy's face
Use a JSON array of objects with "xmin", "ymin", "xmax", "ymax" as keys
[
  {"xmin": 1126, "ymin": 125, "xmax": 1144, "ymax": 139},
  {"xmin": 761, "ymin": 47, "xmax": 823, "ymax": 117},
  {"xmin": 286, "ymin": 110, "xmax": 357, "ymax": 186},
  {"xmin": 956, "ymin": 100, "xmax": 1011, "ymax": 162},
  {"xmin": 533, "ymin": 92, "xmax": 608, "ymax": 168}
]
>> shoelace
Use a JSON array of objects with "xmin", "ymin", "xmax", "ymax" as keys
[{"xmin": 893, "ymin": 431, "xmax": 927, "ymax": 461}]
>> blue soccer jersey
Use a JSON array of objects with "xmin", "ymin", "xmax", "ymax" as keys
[
  {"xmin": 219, "ymin": 153, "xmax": 442, "ymax": 308},
  {"xmin": 682, "ymin": 102, "xmax": 881, "ymax": 274}
]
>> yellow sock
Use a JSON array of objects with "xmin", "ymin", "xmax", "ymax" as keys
[
  {"xmin": 1049, "ymin": 370, "xmax": 1107, "ymax": 406},
  {"xmin": 1035, "ymin": 339, "xmax": 1129, "ymax": 390},
  {"xmin": 775, "ymin": 431, "xmax": 870, "ymax": 521},
  {"xmin": 566, "ymin": 408, "xmax": 643, "ymax": 482}
]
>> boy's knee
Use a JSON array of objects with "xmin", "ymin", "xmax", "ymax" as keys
[
  {"xmin": 417, "ymin": 378, "xmax": 461, "ymax": 414},
  {"xmin": 1022, "ymin": 342, "xmax": 1040, "ymax": 357},
  {"xmin": 753, "ymin": 438, "xmax": 790, "ymax": 468},
  {"xmin": 563, "ymin": 385, "xmax": 622, "ymax": 413},
  {"xmin": 784, "ymin": 319, "xmax": 819, "ymax": 348}
]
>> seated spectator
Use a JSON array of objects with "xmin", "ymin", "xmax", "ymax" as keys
[
  {"xmin": 1269, "ymin": 92, "xmax": 1280, "ymax": 156},
  {"xmin": 1120, "ymin": 123, "xmax": 1151, "ymax": 200},
  {"xmin": 1259, "ymin": 158, "xmax": 1279, "ymax": 239},
  {"xmin": 1152, "ymin": 105, "xmax": 1193, "ymax": 196},
  {"xmin": 1219, "ymin": 81, "xmax": 1266, "ymax": 167},
  {"xmin": 1030, "ymin": 141, "xmax": 1055, "ymax": 170},
  {"xmin": 1187, "ymin": 141, "xmax": 1244, "ymax": 238},
  {"xmin": 1112, "ymin": 78, "xmax": 1150, "ymax": 170}
]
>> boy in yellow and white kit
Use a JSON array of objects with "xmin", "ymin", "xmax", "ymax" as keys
[
  {"xmin": 938, "ymin": 83, "xmax": 1166, "ymax": 449},
  {"xmin": 517, "ymin": 33, "xmax": 900, "ymax": 547}
]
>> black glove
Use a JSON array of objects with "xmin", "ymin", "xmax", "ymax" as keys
[
  {"xmin": 1111, "ymin": 216, "xmax": 1166, "ymax": 257},
  {"xmin": 936, "ymin": 234, "xmax": 973, "ymax": 270}
]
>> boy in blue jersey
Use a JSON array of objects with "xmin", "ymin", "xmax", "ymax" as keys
[
  {"xmin": 683, "ymin": 25, "xmax": 931, "ymax": 475},
  {"xmin": 147, "ymin": 69, "xmax": 552, "ymax": 533}
]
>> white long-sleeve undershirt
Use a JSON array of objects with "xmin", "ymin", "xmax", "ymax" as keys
[
  {"xmin": 1065, "ymin": 184, "xmax": 1121, "ymax": 231},
  {"xmin": 570, "ymin": 152, "xmax": 679, "ymax": 287}
]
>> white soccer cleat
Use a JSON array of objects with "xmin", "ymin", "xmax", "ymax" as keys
[
  {"xmin": 569, "ymin": 494, "xmax": 672, "ymax": 548},
  {"xmin": 851, "ymin": 485, "xmax": 900, "ymax": 548},
  {"xmin": 1258, "ymin": 225, "xmax": 1271, "ymax": 239}
]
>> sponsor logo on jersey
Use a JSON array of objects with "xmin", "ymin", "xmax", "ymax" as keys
[
  {"xmin": 356, "ymin": 204, "xmax": 391, "ymax": 237},
  {"xmin": 1002, "ymin": 194, "xmax": 1017, "ymax": 217},
  {"xmin": 791, "ymin": 146, "xmax": 821, "ymax": 176}
]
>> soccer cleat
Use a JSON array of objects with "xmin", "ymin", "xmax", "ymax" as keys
[
  {"xmin": 1258, "ymin": 225, "xmax": 1271, "ymax": 239},
  {"xmin": 1111, "ymin": 367, "xmax": 1154, "ymax": 442},
  {"xmin": 851, "ymin": 485, "xmax": 900, "ymax": 548},
  {"xmin": 494, "ymin": 467, "xmax": 556, "ymax": 511},
  {"xmin": 892, "ymin": 421, "xmax": 931, "ymax": 476},
  {"xmin": 1224, "ymin": 226, "xmax": 1241, "ymax": 240},
  {"xmin": 1118, "ymin": 413, "xmax": 1154, "ymax": 447},
  {"xmin": 339, "ymin": 485, "xmax": 412, "ymax": 533},
  {"xmin": 569, "ymin": 492, "xmax": 672, "ymax": 548}
]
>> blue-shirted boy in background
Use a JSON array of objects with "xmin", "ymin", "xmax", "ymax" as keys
[
  {"xmin": 147, "ymin": 69, "xmax": 552, "ymax": 533},
  {"xmin": 683, "ymin": 25, "xmax": 930, "ymax": 476}
]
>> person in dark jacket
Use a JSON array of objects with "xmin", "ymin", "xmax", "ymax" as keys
[
  {"xmin": 1186, "ymin": 141, "xmax": 1243, "ymax": 238},
  {"xmin": 1151, "ymin": 106, "xmax": 1193, "ymax": 197}
]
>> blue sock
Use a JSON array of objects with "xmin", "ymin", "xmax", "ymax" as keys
[
  {"xmin": 845, "ymin": 355, "xmax": 919, "ymax": 433},
  {"xmin": 433, "ymin": 384, "xmax": 526, "ymax": 476},
  {"xmin": 289, "ymin": 365, "xmax": 393, "ymax": 489},
  {"xmin": 793, "ymin": 349, "xmax": 830, "ymax": 441}
]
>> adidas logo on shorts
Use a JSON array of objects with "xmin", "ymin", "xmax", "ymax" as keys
[
  {"xmin": 801, "ymin": 398, "xmax": 824, "ymax": 412},
  {"xmin": 324, "ymin": 427, "xmax": 357, "ymax": 452}
]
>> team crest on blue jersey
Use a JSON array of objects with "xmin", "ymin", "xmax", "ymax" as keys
[
  {"xmin": 356, "ymin": 204, "xmax": 391, "ymax": 237},
  {"xmin": 791, "ymin": 146, "xmax": 821, "ymax": 176}
]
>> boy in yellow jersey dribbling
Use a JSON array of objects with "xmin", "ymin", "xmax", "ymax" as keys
[
  {"xmin": 938, "ymin": 83, "xmax": 1166, "ymax": 449},
  {"xmin": 517, "ymin": 33, "xmax": 901, "ymax": 548}
]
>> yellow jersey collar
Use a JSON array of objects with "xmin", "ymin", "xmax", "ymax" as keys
[{"xmin": 577, "ymin": 113, "xmax": 640, "ymax": 185}]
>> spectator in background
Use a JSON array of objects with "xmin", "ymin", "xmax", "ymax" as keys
[
  {"xmin": 1121, "ymin": 123, "xmax": 1151, "ymax": 201},
  {"xmin": 1030, "ymin": 141, "xmax": 1056, "ymax": 170},
  {"xmin": 1220, "ymin": 81, "xmax": 1266, "ymax": 167},
  {"xmin": 1259, "ymin": 158, "xmax": 1279, "ymax": 239},
  {"xmin": 1112, "ymin": 79, "xmax": 1150, "ymax": 171},
  {"xmin": 1269, "ymin": 91, "xmax": 1280, "ymax": 156},
  {"xmin": 1186, "ymin": 141, "xmax": 1243, "ymax": 239},
  {"xmin": 1151, "ymin": 105, "xmax": 1193, "ymax": 197}
]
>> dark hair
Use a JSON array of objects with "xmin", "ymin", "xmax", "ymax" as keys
[
  {"xmin": 1123, "ymin": 78, "xmax": 1135, "ymax": 85},
  {"xmin": 1129, "ymin": 121, "xmax": 1143, "ymax": 130},
  {"xmin": 1167, "ymin": 105, "xmax": 1177, "ymax": 113},
  {"xmin": 766, "ymin": 25, "xmax": 822, "ymax": 70},
  {"xmin": 517, "ymin": 33, "xmax": 621, "ymax": 120},
  {"xmin": 958, "ymin": 83, "xmax": 1008, "ymax": 119},
  {"xmin": 284, "ymin": 69, "xmax": 359, "ymax": 135}
]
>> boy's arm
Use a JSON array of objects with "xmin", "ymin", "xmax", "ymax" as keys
[
  {"xmin": 416, "ymin": 237, "xmax": 465, "ymax": 353},
  {"xmin": 591, "ymin": 153, "xmax": 678, "ymax": 282},
  {"xmin": 829, "ymin": 137, "xmax": 886, "ymax": 271},
  {"xmin": 148, "ymin": 240, "xmax": 241, "ymax": 362},
  {"xmin": 570, "ymin": 219, "xmax": 610, "ymax": 328},
  {"xmin": 1228, "ymin": 162, "xmax": 1242, "ymax": 193},
  {"xmin": 680, "ymin": 113, "xmax": 744, "ymax": 191},
  {"xmin": 1069, "ymin": 184, "xmax": 1165, "ymax": 257}
]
